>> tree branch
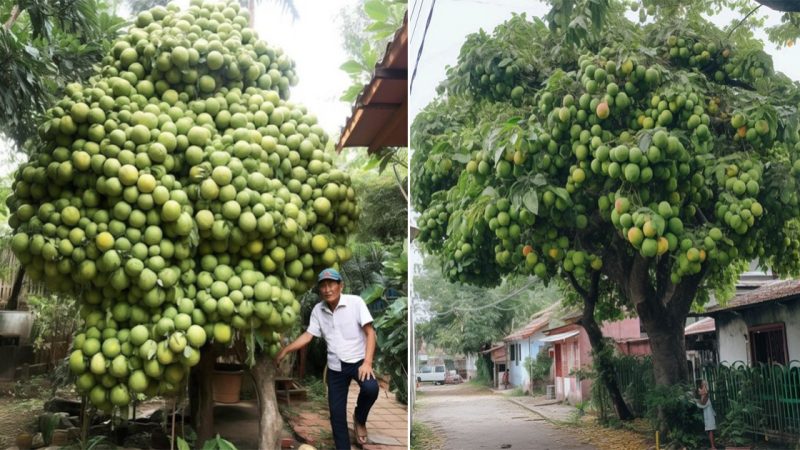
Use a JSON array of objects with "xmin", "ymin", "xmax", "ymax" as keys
[
  {"xmin": 392, "ymin": 162, "xmax": 409, "ymax": 203},
  {"xmin": 601, "ymin": 233, "xmax": 632, "ymax": 290},
  {"xmin": 565, "ymin": 270, "xmax": 589, "ymax": 300},
  {"xmin": 629, "ymin": 254, "xmax": 655, "ymax": 305},
  {"xmin": 727, "ymin": 4, "xmax": 762, "ymax": 40},
  {"xmin": 588, "ymin": 269, "xmax": 600, "ymax": 303},
  {"xmin": 4, "ymin": 5, "xmax": 21, "ymax": 30},
  {"xmin": 654, "ymin": 254, "xmax": 672, "ymax": 302},
  {"xmin": 668, "ymin": 265, "xmax": 708, "ymax": 319}
]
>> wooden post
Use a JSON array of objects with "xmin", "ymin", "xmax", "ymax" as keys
[
  {"xmin": 4, "ymin": 268, "xmax": 25, "ymax": 311},
  {"xmin": 189, "ymin": 345, "xmax": 216, "ymax": 448}
]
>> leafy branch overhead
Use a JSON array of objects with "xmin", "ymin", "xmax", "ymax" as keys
[
  {"xmin": 0, "ymin": 0, "xmax": 126, "ymax": 150},
  {"xmin": 339, "ymin": 0, "xmax": 407, "ymax": 103},
  {"xmin": 411, "ymin": 0, "xmax": 800, "ymax": 404}
]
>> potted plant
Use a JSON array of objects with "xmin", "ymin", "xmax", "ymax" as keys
[{"xmin": 213, "ymin": 361, "xmax": 245, "ymax": 404}]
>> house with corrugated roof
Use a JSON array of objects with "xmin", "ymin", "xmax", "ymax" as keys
[
  {"xmin": 698, "ymin": 279, "xmax": 800, "ymax": 365},
  {"xmin": 502, "ymin": 305, "xmax": 555, "ymax": 390}
]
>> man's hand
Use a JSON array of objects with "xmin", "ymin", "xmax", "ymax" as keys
[
  {"xmin": 358, "ymin": 361, "xmax": 375, "ymax": 381},
  {"xmin": 275, "ymin": 348, "xmax": 287, "ymax": 366}
]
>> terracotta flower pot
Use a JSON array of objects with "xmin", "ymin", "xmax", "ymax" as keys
[
  {"xmin": 51, "ymin": 429, "xmax": 69, "ymax": 446},
  {"xmin": 15, "ymin": 432, "xmax": 33, "ymax": 450},
  {"xmin": 213, "ymin": 363, "xmax": 244, "ymax": 404}
]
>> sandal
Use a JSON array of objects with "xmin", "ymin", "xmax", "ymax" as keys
[{"xmin": 353, "ymin": 411, "xmax": 368, "ymax": 445}]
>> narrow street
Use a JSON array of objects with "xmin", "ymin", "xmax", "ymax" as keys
[{"xmin": 414, "ymin": 383, "xmax": 597, "ymax": 450}]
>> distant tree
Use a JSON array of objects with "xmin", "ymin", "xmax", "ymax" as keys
[{"xmin": 0, "ymin": 0, "xmax": 125, "ymax": 151}]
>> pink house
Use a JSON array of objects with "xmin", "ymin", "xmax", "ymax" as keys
[{"xmin": 544, "ymin": 315, "xmax": 643, "ymax": 404}]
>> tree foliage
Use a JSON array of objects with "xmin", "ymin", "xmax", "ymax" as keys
[
  {"xmin": 0, "ymin": 0, "xmax": 125, "ymax": 149},
  {"xmin": 339, "ymin": 0, "xmax": 407, "ymax": 103},
  {"xmin": 414, "ymin": 252, "xmax": 559, "ymax": 356},
  {"xmin": 546, "ymin": 0, "xmax": 800, "ymax": 48},
  {"xmin": 411, "ymin": 3, "xmax": 800, "ymax": 396},
  {"xmin": 352, "ymin": 169, "xmax": 408, "ymax": 242}
]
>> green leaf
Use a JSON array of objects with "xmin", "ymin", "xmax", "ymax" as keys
[
  {"xmin": 364, "ymin": 0, "xmax": 389, "ymax": 22},
  {"xmin": 638, "ymin": 132, "xmax": 652, "ymax": 152},
  {"xmin": 340, "ymin": 59, "xmax": 364, "ymax": 74},
  {"xmin": 340, "ymin": 84, "xmax": 363, "ymax": 102},
  {"xmin": 362, "ymin": 156, "xmax": 381, "ymax": 171},
  {"xmin": 177, "ymin": 437, "xmax": 191, "ymax": 450},
  {"xmin": 361, "ymin": 284, "xmax": 385, "ymax": 304},
  {"xmin": 451, "ymin": 153, "xmax": 471, "ymax": 164},
  {"xmin": 552, "ymin": 188, "xmax": 572, "ymax": 205},
  {"xmin": 532, "ymin": 173, "xmax": 548, "ymax": 186},
  {"xmin": 216, "ymin": 436, "xmax": 238, "ymax": 450},
  {"xmin": 523, "ymin": 191, "xmax": 539, "ymax": 215},
  {"xmin": 481, "ymin": 186, "xmax": 497, "ymax": 198}
]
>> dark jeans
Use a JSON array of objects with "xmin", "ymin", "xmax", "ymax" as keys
[{"xmin": 327, "ymin": 360, "xmax": 379, "ymax": 450}]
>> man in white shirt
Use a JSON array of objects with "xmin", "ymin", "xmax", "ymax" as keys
[{"xmin": 276, "ymin": 268, "xmax": 379, "ymax": 449}]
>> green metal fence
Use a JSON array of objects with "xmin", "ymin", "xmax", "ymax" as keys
[
  {"xmin": 592, "ymin": 355, "xmax": 654, "ymax": 420},
  {"xmin": 703, "ymin": 361, "xmax": 800, "ymax": 442},
  {"xmin": 592, "ymin": 358, "xmax": 800, "ymax": 443}
]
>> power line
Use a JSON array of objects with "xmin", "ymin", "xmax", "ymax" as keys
[
  {"xmin": 414, "ymin": 279, "xmax": 539, "ymax": 318},
  {"xmin": 409, "ymin": 0, "xmax": 426, "ymax": 42},
  {"xmin": 409, "ymin": 0, "xmax": 437, "ymax": 94}
]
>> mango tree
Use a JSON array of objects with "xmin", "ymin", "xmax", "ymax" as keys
[{"xmin": 411, "ymin": 10, "xmax": 800, "ymax": 425}]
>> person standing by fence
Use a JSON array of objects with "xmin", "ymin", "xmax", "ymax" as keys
[{"xmin": 695, "ymin": 379, "xmax": 717, "ymax": 449}]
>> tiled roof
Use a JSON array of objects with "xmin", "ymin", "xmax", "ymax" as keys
[{"xmin": 703, "ymin": 279, "xmax": 800, "ymax": 314}]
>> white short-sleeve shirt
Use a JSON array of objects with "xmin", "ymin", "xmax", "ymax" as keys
[{"xmin": 307, "ymin": 294, "xmax": 374, "ymax": 371}]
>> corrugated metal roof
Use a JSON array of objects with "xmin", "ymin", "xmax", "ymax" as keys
[
  {"xmin": 703, "ymin": 279, "xmax": 800, "ymax": 314},
  {"xmin": 503, "ymin": 315, "xmax": 550, "ymax": 342},
  {"xmin": 684, "ymin": 317, "xmax": 715, "ymax": 335},
  {"xmin": 336, "ymin": 14, "xmax": 407, "ymax": 153}
]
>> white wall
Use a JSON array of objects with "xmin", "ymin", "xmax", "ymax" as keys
[
  {"xmin": 508, "ymin": 331, "xmax": 546, "ymax": 389},
  {"xmin": 717, "ymin": 300, "xmax": 800, "ymax": 365}
]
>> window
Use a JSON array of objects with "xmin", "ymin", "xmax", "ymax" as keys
[
  {"xmin": 509, "ymin": 343, "xmax": 516, "ymax": 361},
  {"xmin": 516, "ymin": 344, "xmax": 521, "ymax": 366},
  {"xmin": 420, "ymin": 366, "xmax": 432, "ymax": 373},
  {"xmin": 435, "ymin": 366, "xmax": 445, "ymax": 373},
  {"xmin": 749, "ymin": 323, "xmax": 787, "ymax": 365}
]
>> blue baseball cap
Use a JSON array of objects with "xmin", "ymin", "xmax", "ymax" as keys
[{"xmin": 317, "ymin": 268, "xmax": 342, "ymax": 283}]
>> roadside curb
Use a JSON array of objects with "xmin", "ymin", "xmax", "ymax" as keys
[{"xmin": 506, "ymin": 397, "xmax": 559, "ymax": 425}]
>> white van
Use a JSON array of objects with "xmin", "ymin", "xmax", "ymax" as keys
[{"xmin": 416, "ymin": 364, "xmax": 446, "ymax": 384}]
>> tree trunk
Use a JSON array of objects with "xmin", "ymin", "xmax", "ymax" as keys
[
  {"xmin": 567, "ymin": 271, "xmax": 633, "ymax": 420},
  {"xmin": 252, "ymin": 353, "xmax": 282, "ymax": 450},
  {"xmin": 5, "ymin": 267, "xmax": 25, "ymax": 310},
  {"xmin": 638, "ymin": 309, "xmax": 689, "ymax": 386},
  {"xmin": 580, "ymin": 308, "xmax": 634, "ymax": 420},
  {"xmin": 190, "ymin": 345, "xmax": 216, "ymax": 447}
]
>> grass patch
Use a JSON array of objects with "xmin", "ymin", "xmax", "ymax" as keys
[
  {"xmin": 302, "ymin": 376, "xmax": 327, "ymax": 405},
  {"xmin": 468, "ymin": 378, "xmax": 491, "ymax": 387},
  {"xmin": 411, "ymin": 421, "xmax": 441, "ymax": 450},
  {"xmin": 509, "ymin": 387, "xmax": 526, "ymax": 396}
]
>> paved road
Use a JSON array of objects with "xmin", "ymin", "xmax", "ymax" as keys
[{"xmin": 414, "ymin": 383, "xmax": 597, "ymax": 450}]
